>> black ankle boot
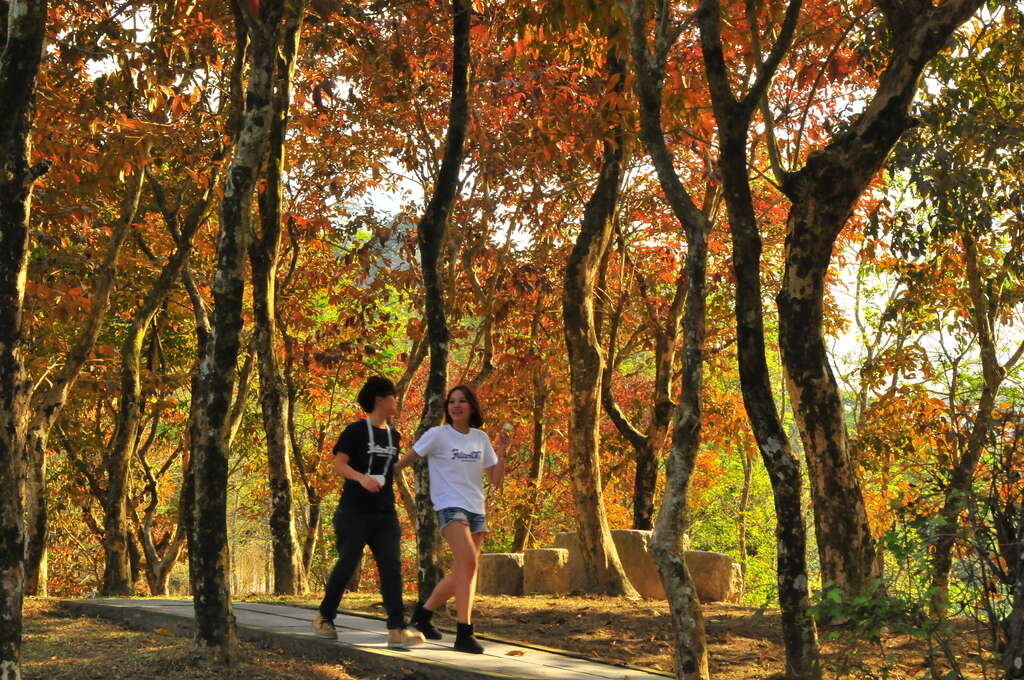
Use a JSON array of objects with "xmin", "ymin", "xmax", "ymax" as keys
[
  {"xmin": 411, "ymin": 603, "xmax": 442, "ymax": 640},
  {"xmin": 454, "ymin": 622, "xmax": 483, "ymax": 654}
]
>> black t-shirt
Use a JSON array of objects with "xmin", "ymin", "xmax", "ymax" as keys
[{"xmin": 334, "ymin": 418, "xmax": 401, "ymax": 514}]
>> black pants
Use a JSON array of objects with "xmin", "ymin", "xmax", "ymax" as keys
[{"xmin": 319, "ymin": 507, "xmax": 405, "ymax": 629}]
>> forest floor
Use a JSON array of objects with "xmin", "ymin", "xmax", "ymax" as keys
[
  {"xmin": 251, "ymin": 592, "xmax": 997, "ymax": 679},
  {"xmin": 22, "ymin": 595, "xmax": 997, "ymax": 679},
  {"xmin": 21, "ymin": 599, "xmax": 394, "ymax": 680}
]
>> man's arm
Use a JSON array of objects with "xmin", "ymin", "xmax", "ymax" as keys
[{"xmin": 335, "ymin": 451, "xmax": 382, "ymax": 492}]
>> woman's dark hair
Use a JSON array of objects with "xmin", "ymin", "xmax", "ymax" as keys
[
  {"xmin": 444, "ymin": 384, "xmax": 483, "ymax": 428},
  {"xmin": 357, "ymin": 376, "xmax": 397, "ymax": 413}
]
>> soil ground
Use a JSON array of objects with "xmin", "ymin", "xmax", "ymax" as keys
[
  {"xmin": 23, "ymin": 594, "xmax": 996, "ymax": 679},
  {"xmin": 251, "ymin": 592, "xmax": 995, "ymax": 680},
  {"xmin": 21, "ymin": 599, "xmax": 396, "ymax": 680}
]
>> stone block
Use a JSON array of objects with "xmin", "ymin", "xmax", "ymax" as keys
[
  {"xmin": 476, "ymin": 552, "xmax": 523, "ymax": 596},
  {"xmin": 553, "ymin": 532, "xmax": 587, "ymax": 593},
  {"xmin": 551, "ymin": 530, "xmax": 738, "ymax": 602},
  {"xmin": 611, "ymin": 529, "xmax": 663, "ymax": 599},
  {"xmin": 523, "ymin": 548, "xmax": 570, "ymax": 595},
  {"xmin": 684, "ymin": 551, "xmax": 735, "ymax": 603},
  {"xmin": 724, "ymin": 562, "xmax": 744, "ymax": 603}
]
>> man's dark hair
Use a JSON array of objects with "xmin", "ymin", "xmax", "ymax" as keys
[
  {"xmin": 357, "ymin": 376, "xmax": 397, "ymax": 413},
  {"xmin": 444, "ymin": 384, "xmax": 484, "ymax": 428}
]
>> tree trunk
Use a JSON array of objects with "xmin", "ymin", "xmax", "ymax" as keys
[
  {"xmin": 929, "ymin": 229, "xmax": 1010, "ymax": 611},
  {"xmin": 393, "ymin": 335, "xmax": 427, "ymax": 526},
  {"xmin": 182, "ymin": 244, "xmax": 211, "ymax": 600},
  {"xmin": 411, "ymin": 0, "xmax": 471, "ymax": 602},
  {"xmin": 601, "ymin": 248, "xmax": 684, "ymax": 531},
  {"xmin": 23, "ymin": 164, "xmax": 143, "ymax": 597},
  {"xmin": 629, "ymin": 5, "xmax": 713, "ymax": 673},
  {"xmin": 512, "ymin": 345, "xmax": 547, "ymax": 552},
  {"xmin": 1005, "ymin": 508, "xmax": 1024, "ymax": 679},
  {"xmin": 191, "ymin": 0, "xmax": 287, "ymax": 663},
  {"xmin": 251, "ymin": 1, "xmax": 303, "ymax": 596},
  {"xmin": 127, "ymin": 529, "xmax": 143, "ymax": 589},
  {"xmin": 281, "ymin": 325, "xmax": 322, "ymax": 579},
  {"xmin": 134, "ymin": 408, "xmax": 187, "ymax": 597},
  {"xmin": 561, "ymin": 47, "xmax": 637, "ymax": 598},
  {"xmin": 694, "ymin": 0, "xmax": 821, "ymax": 675},
  {"xmin": 0, "ymin": 2, "xmax": 48, "ymax": 676},
  {"xmin": 775, "ymin": 0, "xmax": 983, "ymax": 600},
  {"xmin": 737, "ymin": 444, "xmax": 753, "ymax": 596},
  {"xmin": 138, "ymin": 504, "xmax": 186, "ymax": 596},
  {"xmin": 101, "ymin": 195, "xmax": 202, "ymax": 596},
  {"xmin": 650, "ymin": 228, "xmax": 709, "ymax": 679},
  {"xmin": 776, "ymin": 236, "xmax": 879, "ymax": 597}
]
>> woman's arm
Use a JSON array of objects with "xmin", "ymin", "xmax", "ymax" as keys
[
  {"xmin": 334, "ymin": 452, "xmax": 381, "ymax": 492},
  {"xmin": 485, "ymin": 431, "xmax": 508, "ymax": 488},
  {"xmin": 393, "ymin": 448, "xmax": 418, "ymax": 474}
]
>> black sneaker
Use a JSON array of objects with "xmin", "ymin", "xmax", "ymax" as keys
[
  {"xmin": 454, "ymin": 622, "xmax": 483, "ymax": 654},
  {"xmin": 411, "ymin": 603, "xmax": 443, "ymax": 640}
]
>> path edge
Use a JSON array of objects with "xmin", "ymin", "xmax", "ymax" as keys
[
  {"xmin": 58, "ymin": 599, "xmax": 526, "ymax": 680},
  {"xmin": 247, "ymin": 599, "xmax": 675, "ymax": 679}
]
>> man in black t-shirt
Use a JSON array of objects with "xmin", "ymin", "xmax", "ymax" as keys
[{"xmin": 312, "ymin": 376, "xmax": 425, "ymax": 650}]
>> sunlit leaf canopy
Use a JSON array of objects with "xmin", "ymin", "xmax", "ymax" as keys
[{"xmin": 9, "ymin": 0, "xmax": 1024, "ymax": 674}]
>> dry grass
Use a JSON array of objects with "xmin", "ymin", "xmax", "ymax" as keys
[
  {"xmin": 250, "ymin": 591, "xmax": 996, "ymax": 679},
  {"xmin": 23, "ymin": 593, "xmax": 996, "ymax": 680},
  {"xmin": 22, "ymin": 598, "xmax": 397, "ymax": 680}
]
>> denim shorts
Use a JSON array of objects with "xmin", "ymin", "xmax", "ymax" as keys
[{"xmin": 436, "ymin": 506, "xmax": 488, "ymax": 534}]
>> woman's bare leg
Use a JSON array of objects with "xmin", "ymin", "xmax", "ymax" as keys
[
  {"xmin": 423, "ymin": 522, "xmax": 483, "ymax": 623},
  {"xmin": 423, "ymin": 526, "xmax": 488, "ymax": 622},
  {"xmin": 424, "ymin": 572, "xmax": 456, "ymax": 611}
]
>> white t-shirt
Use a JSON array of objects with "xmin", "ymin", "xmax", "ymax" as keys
[{"xmin": 413, "ymin": 424, "xmax": 498, "ymax": 514}]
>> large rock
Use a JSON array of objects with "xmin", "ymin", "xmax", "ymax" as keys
[
  {"xmin": 553, "ymin": 532, "xmax": 587, "ymax": 593},
  {"xmin": 611, "ymin": 530, "xmax": 663, "ymax": 599},
  {"xmin": 523, "ymin": 548, "xmax": 570, "ymax": 595},
  {"xmin": 476, "ymin": 553, "xmax": 523, "ymax": 596},
  {"xmin": 684, "ymin": 551, "xmax": 736, "ymax": 603},
  {"xmin": 725, "ymin": 562, "xmax": 744, "ymax": 603},
  {"xmin": 552, "ymin": 530, "xmax": 735, "ymax": 601}
]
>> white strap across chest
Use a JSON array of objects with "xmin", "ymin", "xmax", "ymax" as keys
[{"xmin": 366, "ymin": 417, "xmax": 392, "ymax": 449}]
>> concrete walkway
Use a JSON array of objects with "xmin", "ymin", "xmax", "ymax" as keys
[{"xmin": 60, "ymin": 598, "xmax": 671, "ymax": 680}]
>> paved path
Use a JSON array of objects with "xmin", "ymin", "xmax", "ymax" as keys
[{"xmin": 60, "ymin": 598, "xmax": 670, "ymax": 680}]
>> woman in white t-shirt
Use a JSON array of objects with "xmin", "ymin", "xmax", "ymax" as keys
[{"xmin": 394, "ymin": 384, "xmax": 507, "ymax": 654}]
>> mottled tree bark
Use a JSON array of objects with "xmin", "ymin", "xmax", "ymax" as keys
[
  {"xmin": 182, "ymin": 267, "xmax": 253, "ymax": 597},
  {"xmin": 695, "ymin": 0, "xmax": 822, "ymax": 676},
  {"xmin": 776, "ymin": 0, "xmax": 984, "ymax": 599},
  {"xmin": 22, "ymin": 162, "xmax": 144, "ymax": 597},
  {"xmin": 412, "ymin": 0, "xmax": 471, "ymax": 602},
  {"xmin": 629, "ymin": 3, "xmax": 712, "ymax": 674},
  {"xmin": 251, "ymin": 0, "xmax": 304, "ymax": 596},
  {"xmin": 562, "ymin": 47, "xmax": 637, "ymax": 598},
  {"xmin": 190, "ymin": 0, "xmax": 287, "ymax": 663},
  {"xmin": 101, "ymin": 192, "xmax": 203, "ymax": 596},
  {"xmin": 0, "ymin": 2, "xmax": 48, "ymax": 677}
]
